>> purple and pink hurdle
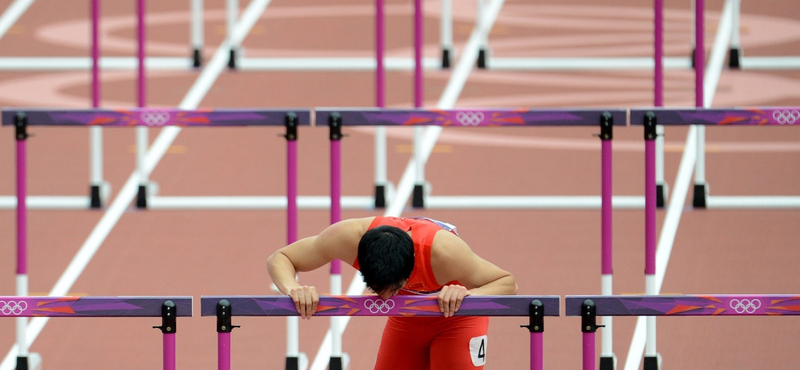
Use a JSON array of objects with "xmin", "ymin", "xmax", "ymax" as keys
[{"xmin": 201, "ymin": 295, "xmax": 558, "ymax": 370}]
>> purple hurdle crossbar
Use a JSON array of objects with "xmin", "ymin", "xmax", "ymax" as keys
[
  {"xmin": 0, "ymin": 296, "xmax": 191, "ymax": 370},
  {"xmin": 566, "ymin": 295, "xmax": 800, "ymax": 370},
  {"xmin": 315, "ymin": 108, "xmax": 627, "ymax": 128},
  {"xmin": 201, "ymin": 295, "xmax": 559, "ymax": 370},
  {"xmin": 631, "ymin": 108, "xmax": 800, "ymax": 126}
]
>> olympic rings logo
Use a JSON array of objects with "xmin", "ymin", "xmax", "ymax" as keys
[
  {"xmin": 140, "ymin": 111, "xmax": 171, "ymax": 126},
  {"xmin": 729, "ymin": 298, "xmax": 761, "ymax": 314},
  {"xmin": 0, "ymin": 300, "xmax": 28, "ymax": 315},
  {"xmin": 455, "ymin": 111, "xmax": 485, "ymax": 126},
  {"xmin": 772, "ymin": 110, "xmax": 799, "ymax": 125},
  {"xmin": 364, "ymin": 298, "xmax": 395, "ymax": 314}
]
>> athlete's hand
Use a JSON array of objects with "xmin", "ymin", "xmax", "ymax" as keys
[
  {"xmin": 438, "ymin": 284, "xmax": 469, "ymax": 318},
  {"xmin": 287, "ymin": 285, "xmax": 319, "ymax": 319}
]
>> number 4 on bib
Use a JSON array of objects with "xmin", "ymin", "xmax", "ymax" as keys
[{"xmin": 469, "ymin": 335, "xmax": 488, "ymax": 366}]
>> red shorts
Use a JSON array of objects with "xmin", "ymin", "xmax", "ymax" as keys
[{"xmin": 373, "ymin": 316, "xmax": 490, "ymax": 370}]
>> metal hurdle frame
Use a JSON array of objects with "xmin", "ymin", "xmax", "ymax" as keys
[
  {"xmin": 565, "ymin": 295, "xmax": 800, "ymax": 370},
  {"xmin": 0, "ymin": 296, "xmax": 191, "ymax": 370},
  {"xmin": 630, "ymin": 107, "xmax": 800, "ymax": 370},
  {"xmin": 1, "ymin": 108, "xmax": 310, "ymax": 370},
  {"xmin": 632, "ymin": 108, "xmax": 800, "ymax": 209},
  {"xmin": 319, "ymin": 107, "xmax": 626, "ymax": 369},
  {"xmin": 201, "ymin": 295, "xmax": 559, "ymax": 370}
]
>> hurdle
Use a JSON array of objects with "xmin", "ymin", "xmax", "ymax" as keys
[
  {"xmin": 1, "ymin": 108, "xmax": 309, "ymax": 370},
  {"xmin": 317, "ymin": 108, "xmax": 638, "ymax": 209},
  {"xmin": 632, "ymin": 108, "xmax": 800, "ymax": 209},
  {"xmin": 1, "ymin": 296, "xmax": 191, "ymax": 370},
  {"xmin": 201, "ymin": 295, "xmax": 558, "ymax": 370},
  {"xmin": 565, "ymin": 294, "xmax": 800, "ymax": 370}
]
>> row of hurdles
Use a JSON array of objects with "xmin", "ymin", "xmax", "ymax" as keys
[
  {"xmin": 4, "ymin": 107, "xmax": 798, "ymax": 370},
  {"xmin": 2, "ymin": 294, "xmax": 798, "ymax": 370}
]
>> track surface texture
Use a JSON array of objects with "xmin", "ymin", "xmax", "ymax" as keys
[{"xmin": 0, "ymin": 0, "xmax": 799, "ymax": 369}]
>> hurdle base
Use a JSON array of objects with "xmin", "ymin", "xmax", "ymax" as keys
[
  {"xmin": 192, "ymin": 48, "xmax": 202, "ymax": 68},
  {"xmin": 412, "ymin": 184, "xmax": 425, "ymax": 208},
  {"xmin": 90, "ymin": 181, "xmax": 111, "ymax": 209},
  {"xmin": 599, "ymin": 355, "xmax": 616, "ymax": 370},
  {"xmin": 729, "ymin": 48, "xmax": 741, "ymax": 69},
  {"xmin": 477, "ymin": 49, "xmax": 488, "ymax": 69},
  {"xmin": 15, "ymin": 353, "xmax": 42, "ymax": 370},
  {"xmin": 228, "ymin": 49, "xmax": 237, "ymax": 69},
  {"xmin": 285, "ymin": 353, "xmax": 308, "ymax": 370},
  {"xmin": 90, "ymin": 185, "xmax": 102, "ymax": 209},
  {"xmin": 692, "ymin": 183, "xmax": 708, "ymax": 208},
  {"xmin": 643, "ymin": 354, "xmax": 661, "ymax": 370},
  {"xmin": 329, "ymin": 353, "xmax": 350, "ymax": 370},
  {"xmin": 656, "ymin": 183, "xmax": 669, "ymax": 209},
  {"xmin": 442, "ymin": 48, "xmax": 451, "ymax": 69},
  {"xmin": 375, "ymin": 185, "xmax": 387, "ymax": 208},
  {"xmin": 137, "ymin": 185, "xmax": 148, "ymax": 209}
]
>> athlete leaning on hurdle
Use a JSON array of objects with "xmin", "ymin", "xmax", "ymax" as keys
[{"xmin": 267, "ymin": 216, "xmax": 518, "ymax": 370}]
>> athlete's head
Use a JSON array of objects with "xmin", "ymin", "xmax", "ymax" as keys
[{"xmin": 358, "ymin": 225, "xmax": 414, "ymax": 298}]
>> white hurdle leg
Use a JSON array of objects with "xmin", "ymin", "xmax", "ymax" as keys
[
  {"xmin": 729, "ymin": 0, "xmax": 741, "ymax": 68},
  {"xmin": 191, "ymin": 0, "xmax": 204, "ymax": 67},
  {"xmin": 440, "ymin": 0, "xmax": 453, "ymax": 68},
  {"xmin": 655, "ymin": 125, "xmax": 668, "ymax": 207},
  {"xmin": 693, "ymin": 125, "xmax": 707, "ymax": 207},
  {"xmin": 412, "ymin": 126, "xmax": 426, "ymax": 208},
  {"xmin": 90, "ymin": 127, "xmax": 110, "ymax": 208},
  {"xmin": 476, "ymin": 0, "xmax": 488, "ymax": 68},
  {"xmin": 227, "ymin": 0, "xmax": 239, "ymax": 68}
]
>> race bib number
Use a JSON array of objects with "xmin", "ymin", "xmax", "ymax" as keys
[{"xmin": 469, "ymin": 335, "xmax": 487, "ymax": 367}]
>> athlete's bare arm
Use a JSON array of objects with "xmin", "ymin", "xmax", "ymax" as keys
[
  {"xmin": 430, "ymin": 230, "xmax": 518, "ymax": 317},
  {"xmin": 266, "ymin": 217, "xmax": 372, "ymax": 319}
]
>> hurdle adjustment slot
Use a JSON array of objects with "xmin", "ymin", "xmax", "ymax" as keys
[
  {"xmin": 15, "ymin": 112, "xmax": 29, "ymax": 141},
  {"xmin": 581, "ymin": 299, "xmax": 604, "ymax": 333},
  {"xmin": 520, "ymin": 299, "xmax": 544, "ymax": 333},
  {"xmin": 216, "ymin": 300, "xmax": 240, "ymax": 333},
  {"xmin": 599, "ymin": 111, "xmax": 613, "ymax": 141},
  {"xmin": 153, "ymin": 300, "xmax": 178, "ymax": 333},
  {"xmin": 284, "ymin": 112, "xmax": 299, "ymax": 141}
]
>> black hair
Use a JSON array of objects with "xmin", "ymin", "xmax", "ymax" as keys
[{"xmin": 358, "ymin": 225, "xmax": 415, "ymax": 294}]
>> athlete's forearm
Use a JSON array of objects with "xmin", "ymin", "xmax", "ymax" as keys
[
  {"xmin": 467, "ymin": 275, "xmax": 518, "ymax": 296},
  {"xmin": 266, "ymin": 252, "xmax": 302, "ymax": 295}
]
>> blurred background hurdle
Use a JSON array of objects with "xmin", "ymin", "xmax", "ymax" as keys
[
  {"xmin": 201, "ymin": 295, "xmax": 558, "ymax": 370},
  {"xmin": 628, "ymin": 106, "xmax": 800, "ymax": 370},
  {"xmin": 1, "ymin": 107, "xmax": 308, "ymax": 370},
  {"xmin": 633, "ymin": 108, "xmax": 800, "ymax": 209},
  {"xmin": 0, "ymin": 295, "xmax": 191, "ymax": 370},
  {"xmin": 566, "ymin": 294, "xmax": 800, "ymax": 370}
]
